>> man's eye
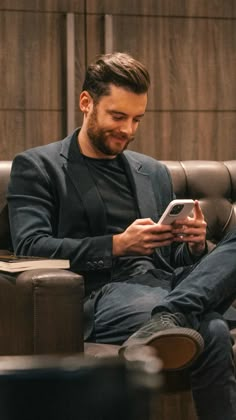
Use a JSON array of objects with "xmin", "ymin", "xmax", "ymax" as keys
[{"xmin": 112, "ymin": 115, "xmax": 123, "ymax": 121}]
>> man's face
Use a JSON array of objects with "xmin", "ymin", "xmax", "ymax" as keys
[{"xmin": 83, "ymin": 85, "xmax": 147, "ymax": 158}]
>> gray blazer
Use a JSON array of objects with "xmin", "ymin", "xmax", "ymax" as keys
[{"xmin": 7, "ymin": 128, "xmax": 195, "ymax": 294}]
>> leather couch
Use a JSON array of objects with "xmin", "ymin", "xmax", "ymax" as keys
[
  {"xmin": 1, "ymin": 160, "xmax": 236, "ymax": 420},
  {"xmin": 0, "ymin": 161, "xmax": 85, "ymax": 356}
]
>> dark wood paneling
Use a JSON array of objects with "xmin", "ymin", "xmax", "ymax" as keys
[
  {"xmin": 85, "ymin": 15, "xmax": 104, "ymax": 64},
  {"xmin": 0, "ymin": 11, "xmax": 86, "ymax": 152},
  {"xmin": 74, "ymin": 14, "xmax": 86, "ymax": 128},
  {"xmin": 0, "ymin": 111, "xmax": 64, "ymax": 160},
  {"xmin": 0, "ymin": 12, "xmax": 25, "ymax": 109},
  {"xmin": 85, "ymin": 13, "xmax": 236, "ymax": 159},
  {"xmin": 109, "ymin": 16, "xmax": 236, "ymax": 111},
  {"xmin": 25, "ymin": 111, "xmax": 65, "ymax": 150},
  {"xmin": 1, "ymin": 1, "xmax": 236, "ymax": 160},
  {"xmin": 0, "ymin": 1, "xmax": 84, "ymax": 12},
  {"xmin": 130, "ymin": 111, "xmax": 236, "ymax": 161},
  {"xmin": 0, "ymin": 112, "xmax": 25, "ymax": 160},
  {"xmin": 0, "ymin": 11, "xmax": 66, "ymax": 110},
  {"xmin": 87, "ymin": 0, "xmax": 236, "ymax": 18}
]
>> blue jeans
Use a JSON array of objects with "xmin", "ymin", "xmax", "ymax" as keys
[{"xmin": 91, "ymin": 229, "xmax": 236, "ymax": 419}]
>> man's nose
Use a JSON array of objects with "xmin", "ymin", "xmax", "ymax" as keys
[{"xmin": 120, "ymin": 120, "xmax": 135, "ymax": 136}]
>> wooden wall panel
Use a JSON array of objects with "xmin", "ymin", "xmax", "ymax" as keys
[
  {"xmin": 85, "ymin": 9, "xmax": 236, "ymax": 160},
  {"xmin": 0, "ymin": 13, "xmax": 25, "ymax": 109},
  {"xmin": 25, "ymin": 111, "xmax": 65, "ymax": 148},
  {"xmin": 0, "ymin": 10, "xmax": 85, "ymax": 157},
  {"xmin": 0, "ymin": 112, "xmax": 25, "ymax": 160},
  {"xmin": 132, "ymin": 111, "xmax": 236, "ymax": 160},
  {"xmin": 0, "ymin": 1, "xmax": 84, "ymax": 12},
  {"xmin": 24, "ymin": 14, "xmax": 66, "ymax": 110},
  {"xmin": 109, "ymin": 16, "xmax": 236, "ymax": 111},
  {"xmin": 0, "ymin": 12, "xmax": 66, "ymax": 110},
  {"xmin": 1, "ymin": 1, "xmax": 236, "ymax": 160},
  {"xmin": 87, "ymin": 0, "xmax": 236, "ymax": 18},
  {"xmin": 85, "ymin": 15, "xmax": 104, "ymax": 64},
  {"xmin": 74, "ymin": 15, "xmax": 87, "ymax": 128},
  {"xmin": 74, "ymin": 14, "xmax": 103, "ymax": 126},
  {"xmin": 0, "ymin": 111, "xmax": 64, "ymax": 160}
]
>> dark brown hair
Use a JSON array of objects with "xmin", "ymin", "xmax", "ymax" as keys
[{"xmin": 82, "ymin": 52, "xmax": 150, "ymax": 102}]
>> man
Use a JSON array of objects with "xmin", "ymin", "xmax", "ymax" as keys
[{"xmin": 7, "ymin": 52, "xmax": 236, "ymax": 419}]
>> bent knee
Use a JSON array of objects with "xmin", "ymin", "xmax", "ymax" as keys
[{"xmin": 199, "ymin": 313, "xmax": 232, "ymax": 351}]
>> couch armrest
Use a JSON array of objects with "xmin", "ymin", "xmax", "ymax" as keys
[{"xmin": 0, "ymin": 269, "xmax": 84, "ymax": 355}]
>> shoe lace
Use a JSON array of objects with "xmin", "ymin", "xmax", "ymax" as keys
[
  {"xmin": 159, "ymin": 312, "xmax": 183, "ymax": 327},
  {"xmin": 131, "ymin": 312, "xmax": 186, "ymax": 339}
]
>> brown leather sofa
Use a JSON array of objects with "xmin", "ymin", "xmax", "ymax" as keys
[
  {"xmin": 1, "ymin": 160, "xmax": 236, "ymax": 420},
  {"xmin": 0, "ymin": 161, "xmax": 85, "ymax": 356}
]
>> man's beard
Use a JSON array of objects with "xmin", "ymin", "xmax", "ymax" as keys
[{"xmin": 86, "ymin": 107, "xmax": 134, "ymax": 156}]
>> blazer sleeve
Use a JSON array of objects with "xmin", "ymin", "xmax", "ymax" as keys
[{"xmin": 7, "ymin": 153, "xmax": 113, "ymax": 273}]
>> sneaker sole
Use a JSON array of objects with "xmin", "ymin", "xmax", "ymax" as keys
[{"xmin": 146, "ymin": 327, "xmax": 203, "ymax": 371}]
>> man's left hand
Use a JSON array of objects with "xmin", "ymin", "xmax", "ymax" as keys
[{"xmin": 172, "ymin": 200, "xmax": 207, "ymax": 256}]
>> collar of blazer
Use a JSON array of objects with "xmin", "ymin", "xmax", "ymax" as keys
[{"xmin": 59, "ymin": 128, "xmax": 158, "ymax": 236}]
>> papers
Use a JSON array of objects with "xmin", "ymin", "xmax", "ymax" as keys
[{"xmin": 0, "ymin": 255, "xmax": 70, "ymax": 272}]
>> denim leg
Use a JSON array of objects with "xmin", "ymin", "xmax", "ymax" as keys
[
  {"xmin": 156, "ymin": 229, "xmax": 236, "ymax": 328},
  {"xmin": 190, "ymin": 312, "xmax": 236, "ymax": 420},
  {"xmin": 93, "ymin": 281, "xmax": 169, "ymax": 344}
]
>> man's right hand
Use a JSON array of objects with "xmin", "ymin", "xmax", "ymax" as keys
[{"xmin": 112, "ymin": 218, "xmax": 174, "ymax": 256}]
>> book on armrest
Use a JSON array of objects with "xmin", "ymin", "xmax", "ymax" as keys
[{"xmin": 0, "ymin": 255, "xmax": 70, "ymax": 272}]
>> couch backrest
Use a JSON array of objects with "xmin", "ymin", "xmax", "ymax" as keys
[
  {"xmin": 1, "ymin": 160, "xmax": 236, "ymax": 251},
  {"xmin": 163, "ymin": 160, "xmax": 236, "ymax": 244}
]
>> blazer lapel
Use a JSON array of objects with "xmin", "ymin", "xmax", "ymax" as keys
[
  {"xmin": 121, "ymin": 153, "xmax": 159, "ymax": 222},
  {"xmin": 122, "ymin": 152, "xmax": 175, "ymax": 269},
  {"xmin": 60, "ymin": 130, "xmax": 107, "ymax": 236}
]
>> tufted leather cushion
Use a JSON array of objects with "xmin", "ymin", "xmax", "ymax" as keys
[
  {"xmin": 0, "ymin": 269, "xmax": 84, "ymax": 355},
  {"xmin": 163, "ymin": 160, "xmax": 236, "ymax": 243}
]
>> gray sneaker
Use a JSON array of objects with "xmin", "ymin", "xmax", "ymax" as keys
[{"xmin": 119, "ymin": 312, "xmax": 204, "ymax": 371}]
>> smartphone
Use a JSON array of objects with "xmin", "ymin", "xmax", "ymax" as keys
[{"xmin": 157, "ymin": 199, "xmax": 194, "ymax": 225}]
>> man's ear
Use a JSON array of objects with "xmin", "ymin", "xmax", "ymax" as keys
[{"xmin": 79, "ymin": 91, "xmax": 93, "ymax": 113}]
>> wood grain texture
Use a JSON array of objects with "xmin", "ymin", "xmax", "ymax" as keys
[
  {"xmin": 74, "ymin": 14, "xmax": 86, "ymax": 132},
  {"xmin": 0, "ymin": 11, "xmax": 66, "ymax": 110},
  {"xmin": 25, "ymin": 111, "xmax": 64, "ymax": 149},
  {"xmin": 0, "ymin": 12, "xmax": 25, "ymax": 109},
  {"xmin": 1, "ymin": 1, "xmax": 236, "ymax": 161},
  {"xmin": 108, "ymin": 15, "xmax": 236, "ymax": 111},
  {"xmin": 85, "ymin": 15, "xmax": 104, "ymax": 65},
  {"xmin": 0, "ymin": 111, "xmax": 25, "ymax": 159},
  {"xmin": 0, "ymin": 111, "xmax": 64, "ymax": 160},
  {"xmin": 85, "ymin": 12, "xmax": 236, "ymax": 160},
  {"xmin": 0, "ymin": 0, "xmax": 84, "ymax": 12},
  {"xmin": 130, "ymin": 111, "xmax": 236, "ymax": 161},
  {"xmin": 0, "ymin": 11, "xmax": 85, "ymax": 152},
  {"xmin": 87, "ymin": 0, "xmax": 236, "ymax": 18}
]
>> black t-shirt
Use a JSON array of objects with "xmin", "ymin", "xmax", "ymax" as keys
[{"xmin": 83, "ymin": 154, "xmax": 156, "ymax": 280}]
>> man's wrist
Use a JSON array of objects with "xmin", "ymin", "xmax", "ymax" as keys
[{"xmin": 112, "ymin": 233, "xmax": 125, "ymax": 256}]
